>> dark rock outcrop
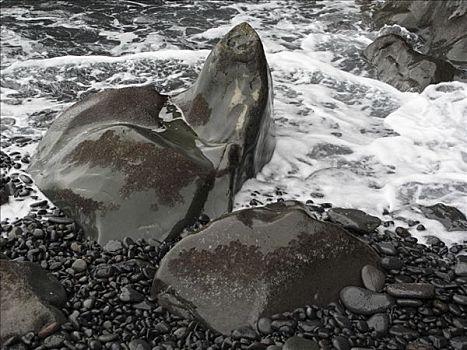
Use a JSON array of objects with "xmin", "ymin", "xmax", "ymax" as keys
[
  {"xmin": 152, "ymin": 201, "xmax": 379, "ymax": 335},
  {"xmin": 28, "ymin": 23, "xmax": 275, "ymax": 244},
  {"xmin": 363, "ymin": 34, "xmax": 456, "ymax": 92},
  {"xmin": 371, "ymin": 0, "xmax": 467, "ymax": 68},
  {"xmin": 419, "ymin": 203, "xmax": 467, "ymax": 232},
  {"xmin": 327, "ymin": 208, "xmax": 381, "ymax": 234},
  {"xmin": 0, "ymin": 259, "xmax": 66, "ymax": 341}
]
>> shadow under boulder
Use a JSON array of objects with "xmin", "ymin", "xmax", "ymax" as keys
[
  {"xmin": 152, "ymin": 201, "xmax": 379, "ymax": 335},
  {"xmin": 0, "ymin": 259, "xmax": 67, "ymax": 342}
]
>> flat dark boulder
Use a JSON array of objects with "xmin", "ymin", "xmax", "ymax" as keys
[
  {"xmin": 419, "ymin": 203, "xmax": 467, "ymax": 232},
  {"xmin": 29, "ymin": 23, "xmax": 275, "ymax": 244},
  {"xmin": 152, "ymin": 201, "xmax": 379, "ymax": 335},
  {"xmin": 364, "ymin": 34, "xmax": 456, "ymax": 92},
  {"xmin": 327, "ymin": 208, "xmax": 381, "ymax": 234},
  {"xmin": 0, "ymin": 259, "xmax": 66, "ymax": 341}
]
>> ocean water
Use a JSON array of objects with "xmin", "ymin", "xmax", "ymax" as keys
[{"xmin": 1, "ymin": 0, "xmax": 466, "ymax": 245}]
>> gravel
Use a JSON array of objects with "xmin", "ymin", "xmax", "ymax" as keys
[{"xmin": 1, "ymin": 185, "xmax": 466, "ymax": 349}]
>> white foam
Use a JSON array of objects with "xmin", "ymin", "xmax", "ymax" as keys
[
  {"xmin": 2, "ymin": 49, "xmax": 209, "ymax": 73},
  {"xmin": 1, "ymin": 1, "xmax": 466, "ymax": 245}
]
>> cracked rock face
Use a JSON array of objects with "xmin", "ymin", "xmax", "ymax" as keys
[
  {"xmin": 151, "ymin": 201, "xmax": 379, "ymax": 335},
  {"xmin": 29, "ymin": 23, "xmax": 275, "ymax": 244}
]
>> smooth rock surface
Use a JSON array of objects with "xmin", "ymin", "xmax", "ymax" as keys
[
  {"xmin": 29, "ymin": 22, "xmax": 275, "ymax": 244},
  {"xmin": 283, "ymin": 336, "xmax": 319, "ymax": 350},
  {"xmin": 328, "ymin": 208, "xmax": 381, "ymax": 233},
  {"xmin": 419, "ymin": 203, "xmax": 467, "ymax": 232},
  {"xmin": 386, "ymin": 283, "xmax": 435, "ymax": 299},
  {"xmin": 152, "ymin": 201, "xmax": 379, "ymax": 334},
  {"xmin": 0, "ymin": 259, "xmax": 66, "ymax": 341},
  {"xmin": 340, "ymin": 286, "xmax": 394, "ymax": 315},
  {"xmin": 364, "ymin": 34, "xmax": 456, "ymax": 92},
  {"xmin": 361, "ymin": 264, "xmax": 385, "ymax": 292},
  {"xmin": 455, "ymin": 256, "xmax": 467, "ymax": 277},
  {"xmin": 367, "ymin": 313, "xmax": 389, "ymax": 337}
]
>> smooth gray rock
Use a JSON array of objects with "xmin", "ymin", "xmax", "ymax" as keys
[
  {"xmin": 367, "ymin": 313, "xmax": 389, "ymax": 337},
  {"xmin": 328, "ymin": 208, "xmax": 381, "ymax": 233},
  {"xmin": 361, "ymin": 265, "xmax": 385, "ymax": 292},
  {"xmin": 283, "ymin": 336, "xmax": 319, "ymax": 350},
  {"xmin": 372, "ymin": 0, "xmax": 467, "ymax": 68},
  {"xmin": 364, "ymin": 34, "xmax": 456, "ymax": 92},
  {"xmin": 0, "ymin": 260, "xmax": 66, "ymax": 342},
  {"xmin": 386, "ymin": 283, "xmax": 435, "ymax": 299},
  {"xmin": 29, "ymin": 22, "xmax": 275, "ymax": 244},
  {"xmin": 152, "ymin": 201, "xmax": 379, "ymax": 335},
  {"xmin": 340, "ymin": 286, "xmax": 394, "ymax": 315},
  {"xmin": 419, "ymin": 203, "xmax": 467, "ymax": 232},
  {"xmin": 71, "ymin": 258, "xmax": 87, "ymax": 272},
  {"xmin": 455, "ymin": 256, "xmax": 467, "ymax": 277}
]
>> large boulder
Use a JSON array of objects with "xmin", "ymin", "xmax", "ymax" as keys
[
  {"xmin": 363, "ymin": 34, "xmax": 456, "ymax": 92},
  {"xmin": 371, "ymin": 0, "xmax": 467, "ymax": 68},
  {"xmin": 152, "ymin": 201, "xmax": 379, "ymax": 335},
  {"xmin": 28, "ymin": 23, "xmax": 275, "ymax": 244},
  {"xmin": 0, "ymin": 259, "xmax": 66, "ymax": 341}
]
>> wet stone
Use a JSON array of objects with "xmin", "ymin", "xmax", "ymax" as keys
[
  {"xmin": 283, "ymin": 336, "xmax": 319, "ymax": 350},
  {"xmin": 71, "ymin": 259, "xmax": 87, "ymax": 272},
  {"xmin": 28, "ymin": 22, "xmax": 276, "ymax": 245},
  {"xmin": 454, "ymin": 256, "xmax": 467, "ymax": 277},
  {"xmin": 327, "ymin": 208, "xmax": 381, "ymax": 233},
  {"xmin": 44, "ymin": 334, "xmax": 65, "ymax": 348},
  {"xmin": 332, "ymin": 336, "xmax": 351, "ymax": 350},
  {"xmin": 377, "ymin": 242, "xmax": 397, "ymax": 256},
  {"xmin": 386, "ymin": 283, "xmax": 435, "ymax": 299},
  {"xmin": 340, "ymin": 286, "xmax": 394, "ymax": 315},
  {"xmin": 119, "ymin": 286, "xmax": 144, "ymax": 303},
  {"xmin": 361, "ymin": 264, "xmax": 386, "ymax": 292},
  {"xmin": 232, "ymin": 326, "xmax": 258, "ymax": 340},
  {"xmin": 95, "ymin": 265, "xmax": 114, "ymax": 278},
  {"xmin": 153, "ymin": 201, "xmax": 378, "ymax": 334},
  {"xmin": 450, "ymin": 336, "xmax": 467, "ymax": 350},
  {"xmin": 389, "ymin": 325, "xmax": 419, "ymax": 339},
  {"xmin": 47, "ymin": 216, "xmax": 74, "ymax": 225},
  {"xmin": 420, "ymin": 203, "xmax": 467, "ymax": 232},
  {"xmin": 429, "ymin": 335, "xmax": 448, "ymax": 349},
  {"xmin": 257, "ymin": 317, "xmax": 272, "ymax": 335},
  {"xmin": 104, "ymin": 240, "xmax": 122, "ymax": 253},
  {"xmin": 367, "ymin": 313, "xmax": 389, "ymax": 337},
  {"xmin": 453, "ymin": 294, "xmax": 467, "ymax": 306},
  {"xmin": 396, "ymin": 299, "xmax": 423, "ymax": 307},
  {"xmin": 381, "ymin": 256, "xmax": 403, "ymax": 270}
]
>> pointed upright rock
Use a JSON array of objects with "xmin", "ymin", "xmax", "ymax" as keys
[{"xmin": 29, "ymin": 23, "xmax": 275, "ymax": 244}]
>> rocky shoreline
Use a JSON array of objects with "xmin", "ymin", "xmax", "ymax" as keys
[
  {"xmin": 1, "ymin": 146, "xmax": 466, "ymax": 349},
  {"xmin": 1, "ymin": 1, "xmax": 467, "ymax": 349}
]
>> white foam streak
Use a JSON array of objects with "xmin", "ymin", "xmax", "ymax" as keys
[{"xmin": 2, "ymin": 50, "xmax": 209, "ymax": 73}]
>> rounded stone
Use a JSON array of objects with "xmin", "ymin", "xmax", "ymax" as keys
[
  {"xmin": 340, "ymin": 286, "xmax": 394, "ymax": 315},
  {"xmin": 71, "ymin": 259, "xmax": 87, "ymax": 272},
  {"xmin": 257, "ymin": 317, "xmax": 272, "ymax": 334},
  {"xmin": 283, "ymin": 336, "xmax": 319, "ymax": 350},
  {"xmin": 386, "ymin": 283, "xmax": 435, "ymax": 299},
  {"xmin": 361, "ymin": 265, "xmax": 385, "ymax": 292},
  {"xmin": 367, "ymin": 313, "xmax": 389, "ymax": 337}
]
